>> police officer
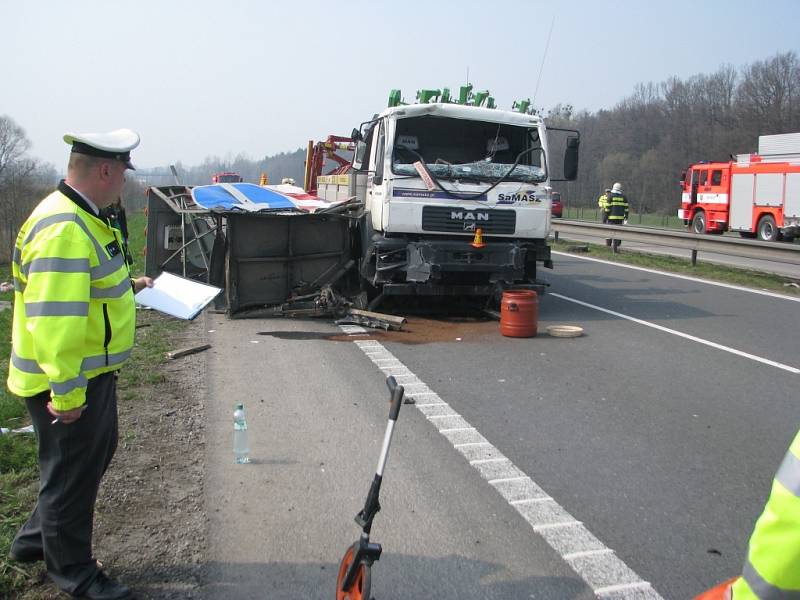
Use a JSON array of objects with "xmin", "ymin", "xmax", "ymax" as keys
[
  {"xmin": 7, "ymin": 129, "xmax": 153, "ymax": 599},
  {"xmin": 605, "ymin": 182, "xmax": 629, "ymax": 250},
  {"xmin": 598, "ymin": 188, "xmax": 611, "ymax": 224},
  {"xmin": 696, "ymin": 428, "xmax": 800, "ymax": 599}
]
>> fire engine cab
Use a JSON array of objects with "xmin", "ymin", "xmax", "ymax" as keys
[
  {"xmin": 211, "ymin": 171, "xmax": 243, "ymax": 184},
  {"xmin": 678, "ymin": 133, "xmax": 800, "ymax": 242}
]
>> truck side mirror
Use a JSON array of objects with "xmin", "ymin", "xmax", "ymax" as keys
[
  {"xmin": 353, "ymin": 141, "xmax": 368, "ymax": 170},
  {"xmin": 563, "ymin": 136, "xmax": 579, "ymax": 181},
  {"xmin": 351, "ymin": 128, "xmax": 362, "ymax": 142}
]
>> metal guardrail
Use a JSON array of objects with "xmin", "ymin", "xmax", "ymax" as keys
[{"xmin": 551, "ymin": 220, "xmax": 800, "ymax": 266}]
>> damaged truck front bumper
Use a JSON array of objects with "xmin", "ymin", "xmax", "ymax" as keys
[{"xmin": 370, "ymin": 237, "xmax": 551, "ymax": 296}]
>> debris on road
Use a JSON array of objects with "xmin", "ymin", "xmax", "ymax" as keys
[
  {"xmin": 546, "ymin": 325, "xmax": 584, "ymax": 338},
  {"xmin": 165, "ymin": 343, "xmax": 212, "ymax": 360},
  {"xmin": 336, "ymin": 308, "xmax": 407, "ymax": 331}
]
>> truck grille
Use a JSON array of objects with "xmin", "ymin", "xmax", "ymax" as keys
[{"xmin": 421, "ymin": 206, "xmax": 516, "ymax": 234}]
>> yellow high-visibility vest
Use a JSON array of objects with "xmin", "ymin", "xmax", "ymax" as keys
[
  {"xmin": 731, "ymin": 429, "xmax": 800, "ymax": 598},
  {"xmin": 7, "ymin": 182, "xmax": 135, "ymax": 411}
]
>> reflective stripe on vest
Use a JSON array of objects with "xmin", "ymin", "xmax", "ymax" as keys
[
  {"xmin": 741, "ymin": 559, "xmax": 800, "ymax": 599},
  {"xmin": 90, "ymin": 276, "xmax": 132, "ymax": 300},
  {"xmin": 24, "ymin": 301, "xmax": 90, "ymax": 317},
  {"xmin": 12, "ymin": 348, "xmax": 132, "ymax": 376},
  {"xmin": 50, "ymin": 373, "xmax": 89, "ymax": 396},
  {"xmin": 775, "ymin": 448, "xmax": 800, "ymax": 497},
  {"xmin": 20, "ymin": 257, "xmax": 91, "ymax": 277}
]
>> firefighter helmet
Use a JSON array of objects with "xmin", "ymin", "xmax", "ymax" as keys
[{"xmin": 612, "ymin": 182, "xmax": 623, "ymax": 193}]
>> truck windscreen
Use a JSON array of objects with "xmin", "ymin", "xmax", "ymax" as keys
[{"xmin": 391, "ymin": 115, "xmax": 545, "ymax": 183}]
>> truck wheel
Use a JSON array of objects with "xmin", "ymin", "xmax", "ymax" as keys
[
  {"xmin": 691, "ymin": 212, "xmax": 706, "ymax": 234},
  {"xmin": 757, "ymin": 215, "xmax": 778, "ymax": 242}
]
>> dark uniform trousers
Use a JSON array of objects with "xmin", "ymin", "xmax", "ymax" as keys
[{"xmin": 11, "ymin": 372, "xmax": 119, "ymax": 595}]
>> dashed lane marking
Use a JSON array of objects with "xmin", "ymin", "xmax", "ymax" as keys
[
  {"xmin": 341, "ymin": 331, "xmax": 664, "ymax": 599},
  {"xmin": 550, "ymin": 292, "xmax": 800, "ymax": 375}
]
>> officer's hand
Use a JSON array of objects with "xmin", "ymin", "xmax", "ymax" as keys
[
  {"xmin": 133, "ymin": 276, "xmax": 154, "ymax": 294},
  {"xmin": 47, "ymin": 402, "xmax": 86, "ymax": 424}
]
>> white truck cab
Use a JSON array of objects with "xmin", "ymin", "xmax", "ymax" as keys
[{"xmin": 350, "ymin": 89, "xmax": 579, "ymax": 300}]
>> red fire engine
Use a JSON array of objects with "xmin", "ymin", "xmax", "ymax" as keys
[
  {"xmin": 678, "ymin": 133, "xmax": 800, "ymax": 242},
  {"xmin": 211, "ymin": 171, "xmax": 243, "ymax": 184}
]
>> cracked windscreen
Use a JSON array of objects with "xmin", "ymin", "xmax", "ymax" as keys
[{"xmin": 391, "ymin": 115, "xmax": 546, "ymax": 183}]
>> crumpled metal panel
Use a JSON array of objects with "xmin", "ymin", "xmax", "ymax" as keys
[{"xmin": 226, "ymin": 213, "xmax": 351, "ymax": 316}]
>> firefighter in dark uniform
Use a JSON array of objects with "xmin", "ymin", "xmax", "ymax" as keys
[
  {"xmin": 7, "ymin": 129, "xmax": 153, "ymax": 600},
  {"xmin": 605, "ymin": 182, "xmax": 629, "ymax": 250}
]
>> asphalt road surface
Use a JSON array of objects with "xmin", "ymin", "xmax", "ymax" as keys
[{"xmin": 200, "ymin": 252, "xmax": 799, "ymax": 599}]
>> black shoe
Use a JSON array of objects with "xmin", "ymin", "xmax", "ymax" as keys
[
  {"xmin": 76, "ymin": 571, "xmax": 133, "ymax": 600},
  {"xmin": 7, "ymin": 548, "xmax": 44, "ymax": 563}
]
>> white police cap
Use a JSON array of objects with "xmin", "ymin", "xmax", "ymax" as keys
[{"xmin": 63, "ymin": 128, "xmax": 140, "ymax": 170}]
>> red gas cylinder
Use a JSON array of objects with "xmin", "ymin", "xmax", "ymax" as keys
[{"xmin": 500, "ymin": 290, "xmax": 539, "ymax": 338}]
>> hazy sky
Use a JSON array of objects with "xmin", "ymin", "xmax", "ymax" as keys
[{"xmin": 3, "ymin": 0, "xmax": 799, "ymax": 171}]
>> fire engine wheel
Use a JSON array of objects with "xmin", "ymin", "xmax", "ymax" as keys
[
  {"xmin": 757, "ymin": 215, "xmax": 779, "ymax": 242},
  {"xmin": 690, "ymin": 212, "xmax": 707, "ymax": 234},
  {"xmin": 336, "ymin": 545, "xmax": 372, "ymax": 600}
]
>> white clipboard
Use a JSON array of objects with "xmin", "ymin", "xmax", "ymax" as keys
[{"xmin": 134, "ymin": 272, "xmax": 221, "ymax": 320}]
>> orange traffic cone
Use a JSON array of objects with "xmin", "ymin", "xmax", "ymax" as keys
[{"xmin": 471, "ymin": 228, "xmax": 486, "ymax": 248}]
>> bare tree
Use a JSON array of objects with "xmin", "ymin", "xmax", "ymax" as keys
[
  {"xmin": 736, "ymin": 51, "xmax": 800, "ymax": 137},
  {"xmin": 0, "ymin": 116, "xmax": 54, "ymax": 263},
  {"xmin": 0, "ymin": 115, "xmax": 31, "ymax": 181}
]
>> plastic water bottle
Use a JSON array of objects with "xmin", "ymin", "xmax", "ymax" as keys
[{"xmin": 233, "ymin": 403, "xmax": 250, "ymax": 464}]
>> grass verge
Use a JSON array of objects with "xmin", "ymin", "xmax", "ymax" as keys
[{"xmin": 0, "ymin": 210, "xmax": 188, "ymax": 598}]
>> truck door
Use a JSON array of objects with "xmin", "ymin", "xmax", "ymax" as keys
[
  {"xmin": 691, "ymin": 168, "xmax": 708, "ymax": 204},
  {"xmin": 367, "ymin": 119, "xmax": 386, "ymax": 231}
]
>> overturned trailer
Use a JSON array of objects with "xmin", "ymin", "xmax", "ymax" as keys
[{"xmin": 145, "ymin": 184, "xmax": 358, "ymax": 317}]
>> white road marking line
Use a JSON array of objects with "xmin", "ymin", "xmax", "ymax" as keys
[
  {"xmin": 510, "ymin": 497, "xmax": 554, "ymax": 505},
  {"xmin": 427, "ymin": 414, "xmax": 461, "ymax": 420},
  {"xmin": 469, "ymin": 457, "xmax": 509, "ymax": 465},
  {"xmin": 453, "ymin": 442, "xmax": 492, "ymax": 448},
  {"xmin": 595, "ymin": 582, "xmax": 655, "ymax": 595},
  {"xmin": 415, "ymin": 402, "xmax": 447, "ymax": 407},
  {"xmin": 532, "ymin": 521, "xmax": 581, "ymax": 531},
  {"xmin": 488, "ymin": 476, "xmax": 529, "ymax": 484},
  {"xmin": 563, "ymin": 549, "xmax": 614, "ymax": 561},
  {"xmin": 550, "ymin": 292, "xmax": 800, "ymax": 375},
  {"xmin": 552, "ymin": 250, "xmax": 800, "ymax": 303},
  {"xmin": 344, "ymin": 331, "xmax": 663, "ymax": 599}
]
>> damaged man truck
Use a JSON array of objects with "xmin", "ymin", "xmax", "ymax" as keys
[
  {"xmin": 145, "ymin": 85, "xmax": 579, "ymax": 315},
  {"xmin": 347, "ymin": 86, "xmax": 580, "ymax": 305}
]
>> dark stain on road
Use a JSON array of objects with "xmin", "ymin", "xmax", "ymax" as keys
[{"xmin": 327, "ymin": 316, "xmax": 500, "ymax": 345}]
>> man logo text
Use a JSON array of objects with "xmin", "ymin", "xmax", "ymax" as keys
[{"xmin": 450, "ymin": 212, "xmax": 489, "ymax": 221}]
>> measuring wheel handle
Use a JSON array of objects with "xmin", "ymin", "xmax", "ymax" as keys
[
  {"xmin": 386, "ymin": 376, "xmax": 404, "ymax": 420},
  {"xmin": 337, "ymin": 376, "xmax": 404, "ymax": 600}
]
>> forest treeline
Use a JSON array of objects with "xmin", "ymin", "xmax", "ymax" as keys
[
  {"xmin": 2, "ymin": 51, "xmax": 799, "ymax": 261},
  {"xmin": 550, "ymin": 51, "xmax": 800, "ymax": 213}
]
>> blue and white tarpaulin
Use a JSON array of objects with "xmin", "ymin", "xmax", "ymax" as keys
[{"xmin": 191, "ymin": 183, "xmax": 343, "ymax": 213}]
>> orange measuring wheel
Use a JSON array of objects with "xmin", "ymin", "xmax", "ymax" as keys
[{"xmin": 336, "ymin": 544, "xmax": 371, "ymax": 600}]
